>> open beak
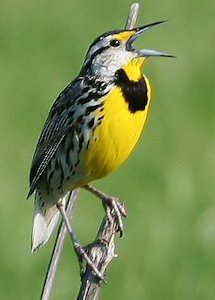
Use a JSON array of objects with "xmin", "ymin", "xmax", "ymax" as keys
[{"xmin": 127, "ymin": 21, "xmax": 176, "ymax": 58}]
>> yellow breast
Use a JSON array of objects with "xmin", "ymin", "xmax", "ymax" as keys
[{"xmin": 84, "ymin": 59, "xmax": 151, "ymax": 181}]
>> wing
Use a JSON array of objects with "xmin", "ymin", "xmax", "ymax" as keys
[{"xmin": 27, "ymin": 78, "xmax": 82, "ymax": 198}]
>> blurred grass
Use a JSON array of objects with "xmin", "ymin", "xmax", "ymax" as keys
[{"xmin": 0, "ymin": 0, "xmax": 215, "ymax": 299}]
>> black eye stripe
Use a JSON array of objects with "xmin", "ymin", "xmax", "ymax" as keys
[
  {"xmin": 83, "ymin": 46, "xmax": 109, "ymax": 70},
  {"xmin": 91, "ymin": 46, "xmax": 109, "ymax": 62},
  {"xmin": 110, "ymin": 39, "xmax": 120, "ymax": 47},
  {"xmin": 83, "ymin": 36, "xmax": 121, "ymax": 71},
  {"xmin": 89, "ymin": 29, "xmax": 123, "ymax": 49}
]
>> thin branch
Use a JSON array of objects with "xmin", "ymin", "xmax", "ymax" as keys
[
  {"xmin": 40, "ymin": 190, "xmax": 79, "ymax": 300},
  {"xmin": 125, "ymin": 3, "xmax": 140, "ymax": 29},
  {"xmin": 77, "ymin": 212, "xmax": 118, "ymax": 300}
]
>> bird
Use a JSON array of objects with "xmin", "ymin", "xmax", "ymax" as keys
[{"xmin": 28, "ymin": 20, "xmax": 174, "ymax": 277}]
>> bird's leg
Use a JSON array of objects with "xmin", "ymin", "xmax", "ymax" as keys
[
  {"xmin": 56, "ymin": 203, "xmax": 104, "ymax": 281},
  {"xmin": 83, "ymin": 184, "xmax": 127, "ymax": 237}
]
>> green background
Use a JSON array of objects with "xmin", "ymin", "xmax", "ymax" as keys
[{"xmin": 0, "ymin": 0, "xmax": 214, "ymax": 299}]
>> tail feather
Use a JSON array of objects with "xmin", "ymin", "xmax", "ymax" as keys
[{"xmin": 31, "ymin": 193, "xmax": 62, "ymax": 252}]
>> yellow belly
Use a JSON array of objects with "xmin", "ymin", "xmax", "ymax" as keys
[{"xmin": 84, "ymin": 75, "xmax": 151, "ymax": 181}]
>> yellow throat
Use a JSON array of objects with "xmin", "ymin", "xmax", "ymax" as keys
[{"xmin": 85, "ymin": 57, "xmax": 151, "ymax": 181}]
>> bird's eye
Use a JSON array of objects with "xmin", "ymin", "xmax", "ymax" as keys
[{"xmin": 110, "ymin": 39, "xmax": 120, "ymax": 47}]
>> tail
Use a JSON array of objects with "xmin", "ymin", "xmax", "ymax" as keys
[{"xmin": 31, "ymin": 192, "xmax": 63, "ymax": 252}]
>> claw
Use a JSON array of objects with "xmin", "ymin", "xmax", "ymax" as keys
[
  {"xmin": 83, "ymin": 185, "xmax": 127, "ymax": 237},
  {"xmin": 102, "ymin": 197, "xmax": 126, "ymax": 237},
  {"xmin": 57, "ymin": 203, "xmax": 105, "ymax": 282},
  {"xmin": 74, "ymin": 242, "xmax": 105, "ymax": 282}
]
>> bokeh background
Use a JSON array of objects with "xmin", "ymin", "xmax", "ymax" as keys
[{"xmin": 0, "ymin": 0, "xmax": 214, "ymax": 299}]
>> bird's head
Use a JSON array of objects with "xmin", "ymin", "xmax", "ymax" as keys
[{"xmin": 82, "ymin": 21, "xmax": 174, "ymax": 79}]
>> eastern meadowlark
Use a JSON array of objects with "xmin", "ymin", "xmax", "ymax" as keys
[{"xmin": 28, "ymin": 20, "xmax": 174, "ymax": 276}]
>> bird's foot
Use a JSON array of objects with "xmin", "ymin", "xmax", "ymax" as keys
[
  {"xmin": 102, "ymin": 195, "xmax": 126, "ymax": 237},
  {"xmin": 57, "ymin": 203, "xmax": 104, "ymax": 282},
  {"xmin": 74, "ymin": 241, "xmax": 105, "ymax": 282},
  {"xmin": 84, "ymin": 185, "xmax": 127, "ymax": 237}
]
